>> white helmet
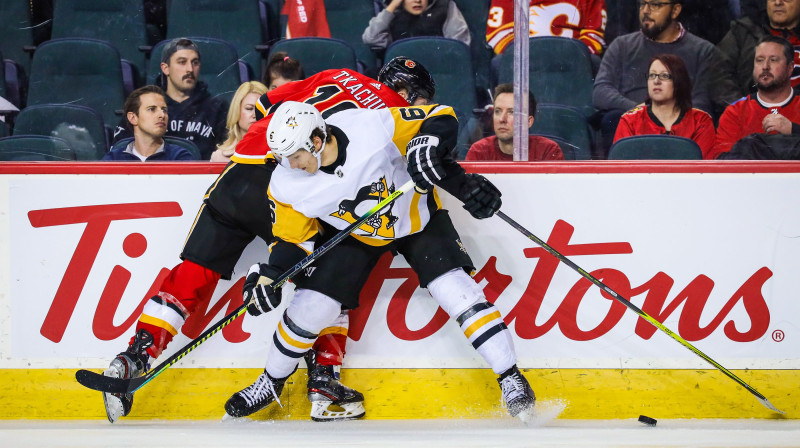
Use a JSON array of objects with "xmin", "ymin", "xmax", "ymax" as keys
[{"xmin": 266, "ymin": 101, "xmax": 327, "ymax": 160}]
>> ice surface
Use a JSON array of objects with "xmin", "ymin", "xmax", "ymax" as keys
[{"xmin": 1, "ymin": 418, "xmax": 798, "ymax": 448}]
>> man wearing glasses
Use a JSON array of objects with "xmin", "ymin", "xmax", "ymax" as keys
[
  {"xmin": 593, "ymin": 0, "xmax": 736, "ymax": 158},
  {"xmin": 718, "ymin": 0, "xmax": 800, "ymax": 98}
]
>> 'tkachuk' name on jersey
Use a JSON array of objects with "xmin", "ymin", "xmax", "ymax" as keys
[
  {"xmin": 232, "ymin": 69, "xmax": 408, "ymax": 164},
  {"xmin": 267, "ymin": 105, "xmax": 456, "ymax": 252}
]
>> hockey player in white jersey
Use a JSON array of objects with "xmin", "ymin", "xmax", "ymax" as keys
[{"xmin": 224, "ymin": 100, "xmax": 535, "ymax": 419}]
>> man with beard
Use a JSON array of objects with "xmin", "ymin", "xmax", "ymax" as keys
[
  {"xmin": 711, "ymin": 35, "xmax": 800, "ymax": 158},
  {"xmin": 593, "ymin": 0, "xmax": 734, "ymax": 158},
  {"xmin": 718, "ymin": 0, "xmax": 800, "ymax": 98},
  {"xmin": 112, "ymin": 38, "xmax": 228, "ymax": 159}
]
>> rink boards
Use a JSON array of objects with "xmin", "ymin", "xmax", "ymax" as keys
[{"xmin": 0, "ymin": 161, "xmax": 798, "ymax": 420}]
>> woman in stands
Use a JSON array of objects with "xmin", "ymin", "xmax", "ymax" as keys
[
  {"xmin": 210, "ymin": 81, "xmax": 269, "ymax": 162},
  {"xmin": 613, "ymin": 54, "xmax": 716, "ymax": 156},
  {"xmin": 263, "ymin": 52, "xmax": 305, "ymax": 92}
]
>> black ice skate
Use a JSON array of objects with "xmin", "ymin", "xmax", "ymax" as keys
[
  {"xmin": 497, "ymin": 365, "xmax": 536, "ymax": 419},
  {"xmin": 305, "ymin": 351, "xmax": 365, "ymax": 422},
  {"xmin": 224, "ymin": 370, "xmax": 286, "ymax": 418},
  {"xmin": 102, "ymin": 329, "xmax": 152, "ymax": 423}
]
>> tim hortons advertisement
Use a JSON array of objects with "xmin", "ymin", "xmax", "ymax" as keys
[{"xmin": 2, "ymin": 170, "xmax": 799, "ymax": 370}]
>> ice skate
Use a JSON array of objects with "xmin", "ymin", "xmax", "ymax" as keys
[
  {"xmin": 305, "ymin": 351, "xmax": 365, "ymax": 422},
  {"xmin": 102, "ymin": 329, "xmax": 152, "ymax": 423},
  {"xmin": 224, "ymin": 370, "xmax": 286, "ymax": 418},
  {"xmin": 498, "ymin": 365, "xmax": 535, "ymax": 420}
]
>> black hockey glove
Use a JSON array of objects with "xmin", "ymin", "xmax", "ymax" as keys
[
  {"xmin": 243, "ymin": 263, "xmax": 283, "ymax": 316},
  {"xmin": 406, "ymin": 134, "xmax": 445, "ymax": 193},
  {"xmin": 460, "ymin": 174, "xmax": 502, "ymax": 219}
]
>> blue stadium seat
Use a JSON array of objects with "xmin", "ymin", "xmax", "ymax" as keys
[
  {"xmin": 0, "ymin": 135, "xmax": 77, "ymax": 161},
  {"xmin": 167, "ymin": 0, "xmax": 265, "ymax": 79},
  {"xmin": 496, "ymin": 36, "xmax": 596, "ymax": 118},
  {"xmin": 26, "ymin": 38, "xmax": 126, "ymax": 127},
  {"xmin": 51, "ymin": 0, "xmax": 150, "ymax": 89},
  {"xmin": 530, "ymin": 104, "xmax": 593, "ymax": 160},
  {"xmin": 14, "ymin": 104, "xmax": 109, "ymax": 160},
  {"xmin": 608, "ymin": 135, "xmax": 703, "ymax": 160},
  {"xmin": 268, "ymin": 38, "xmax": 359, "ymax": 77}
]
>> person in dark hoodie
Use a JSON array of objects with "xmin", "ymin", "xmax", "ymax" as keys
[
  {"xmin": 718, "ymin": 0, "xmax": 800, "ymax": 98},
  {"xmin": 362, "ymin": 0, "xmax": 470, "ymax": 51},
  {"xmin": 103, "ymin": 85, "xmax": 196, "ymax": 161},
  {"xmin": 112, "ymin": 38, "xmax": 228, "ymax": 160}
]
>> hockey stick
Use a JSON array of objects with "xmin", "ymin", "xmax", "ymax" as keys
[
  {"xmin": 76, "ymin": 180, "xmax": 417, "ymax": 394},
  {"xmin": 494, "ymin": 210, "xmax": 784, "ymax": 414}
]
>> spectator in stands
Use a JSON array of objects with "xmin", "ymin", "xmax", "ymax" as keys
[
  {"xmin": 103, "ymin": 86, "xmax": 196, "ymax": 161},
  {"xmin": 486, "ymin": 0, "xmax": 607, "ymax": 57},
  {"xmin": 593, "ymin": 0, "xmax": 736, "ymax": 158},
  {"xmin": 112, "ymin": 38, "xmax": 228, "ymax": 160},
  {"xmin": 712, "ymin": 35, "xmax": 800, "ymax": 158},
  {"xmin": 210, "ymin": 81, "xmax": 269, "ymax": 163},
  {"xmin": 362, "ymin": 0, "xmax": 471, "ymax": 52},
  {"xmin": 613, "ymin": 54, "xmax": 716, "ymax": 157},
  {"xmin": 606, "ymin": 0, "xmax": 735, "ymax": 45},
  {"xmin": 465, "ymin": 83, "xmax": 564, "ymax": 161},
  {"xmin": 718, "ymin": 0, "xmax": 800, "ymax": 98},
  {"xmin": 263, "ymin": 52, "xmax": 305, "ymax": 91}
]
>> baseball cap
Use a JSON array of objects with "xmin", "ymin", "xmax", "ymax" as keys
[{"xmin": 161, "ymin": 38, "xmax": 201, "ymax": 64}]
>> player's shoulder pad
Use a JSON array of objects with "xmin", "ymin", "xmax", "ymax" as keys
[{"xmin": 255, "ymin": 93, "xmax": 272, "ymax": 121}]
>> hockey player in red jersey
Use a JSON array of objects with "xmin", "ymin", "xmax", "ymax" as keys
[
  {"xmin": 101, "ymin": 57, "xmax": 435, "ymax": 423},
  {"xmin": 486, "ymin": 0, "xmax": 607, "ymax": 55}
]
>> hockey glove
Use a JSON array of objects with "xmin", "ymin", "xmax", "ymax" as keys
[
  {"xmin": 460, "ymin": 174, "xmax": 502, "ymax": 219},
  {"xmin": 243, "ymin": 263, "xmax": 283, "ymax": 316},
  {"xmin": 406, "ymin": 134, "xmax": 445, "ymax": 193}
]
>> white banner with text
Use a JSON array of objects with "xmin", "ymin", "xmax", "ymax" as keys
[{"xmin": 1, "ymin": 166, "xmax": 798, "ymax": 369}]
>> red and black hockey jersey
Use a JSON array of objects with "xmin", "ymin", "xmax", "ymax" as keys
[
  {"xmin": 712, "ymin": 92, "xmax": 800, "ymax": 159},
  {"xmin": 486, "ymin": 0, "xmax": 606, "ymax": 55},
  {"xmin": 614, "ymin": 105, "xmax": 716, "ymax": 159},
  {"xmin": 232, "ymin": 69, "xmax": 408, "ymax": 164}
]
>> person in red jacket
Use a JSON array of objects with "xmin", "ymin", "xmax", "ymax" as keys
[
  {"xmin": 100, "ymin": 57, "xmax": 433, "ymax": 424},
  {"xmin": 613, "ymin": 53, "xmax": 716, "ymax": 158},
  {"xmin": 712, "ymin": 35, "xmax": 800, "ymax": 159},
  {"xmin": 465, "ymin": 83, "xmax": 564, "ymax": 161}
]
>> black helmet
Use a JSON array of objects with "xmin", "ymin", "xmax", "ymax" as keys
[{"xmin": 378, "ymin": 56, "xmax": 436, "ymax": 105}]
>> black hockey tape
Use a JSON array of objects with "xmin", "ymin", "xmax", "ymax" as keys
[{"xmin": 638, "ymin": 415, "xmax": 657, "ymax": 426}]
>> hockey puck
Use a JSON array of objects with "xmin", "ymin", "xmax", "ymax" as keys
[{"xmin": 638, "ymin": 415, "xmax": 657, "ymax": 426}]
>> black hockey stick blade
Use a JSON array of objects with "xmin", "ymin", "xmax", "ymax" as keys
[
  {"xmin": 76, "ymin": 369, "xmax": 145, "ymax": 394},
  {"xmin": 494, "ymin": 210, "xmax": 785, "ymax": 414},
  {"xmin": 75, "ymin": 180, "xmax": 417, "ymax": 395}
]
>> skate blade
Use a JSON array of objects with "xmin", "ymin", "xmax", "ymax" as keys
[
  {"xmin": 518, "ymin": 399, "xmax": 567, "ymax": 426},
  {"xmin": 309, "ymin": 400, "xmax": 366, "ymax": 422},
  {"xmin": 102, "ymin": 368, "xmax": 124, "ymax": 423},
  {"xmin": 221, "ymin": 412, "xmax": 252, "ymax": 423}
]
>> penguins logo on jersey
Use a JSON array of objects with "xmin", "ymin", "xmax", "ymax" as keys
[{"xmin": 334, "ymin": 176, "xmax": 399, "ymax": 238}]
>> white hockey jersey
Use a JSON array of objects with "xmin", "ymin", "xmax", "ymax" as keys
[{"xmin": 267, "ymin": 105, "xmax": 458, "ymax": 250}]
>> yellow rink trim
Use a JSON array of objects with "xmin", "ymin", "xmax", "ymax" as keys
[{"xmin": 0, "ymin": 368, "xmax": 796, "ymax": 420}]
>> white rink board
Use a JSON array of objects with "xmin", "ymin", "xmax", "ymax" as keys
[{"xmin": 1, "ymin": 168, "xmax": 799, "ymax": 370}]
